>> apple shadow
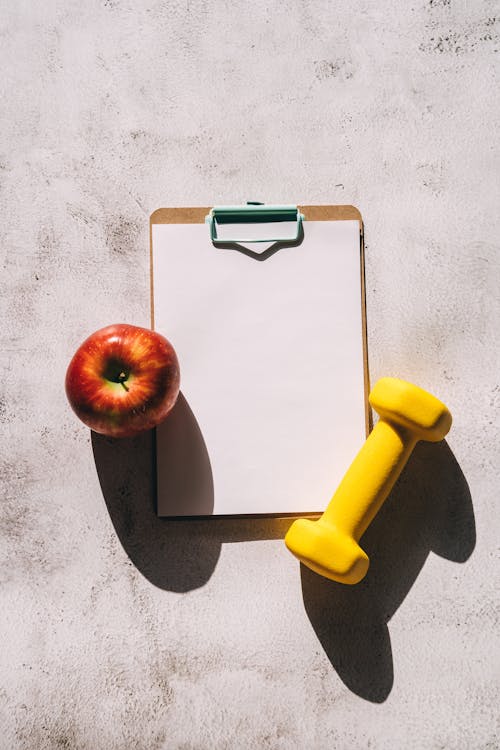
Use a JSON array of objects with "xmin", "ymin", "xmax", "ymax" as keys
[
  {"xmin": 155, "ymin": 392, "xmax": 215, "ymax": 517},
  {"xmin": 91, "ymin": 392, "xmax": 292, "ymax": 592},
  {"xmin": 300, "ymin": 439, "xmax": 475, "ymax": 703}
]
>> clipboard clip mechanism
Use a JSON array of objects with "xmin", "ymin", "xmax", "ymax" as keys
[{"xmin": 206, "ymin": 202, "xmax": 304, "ymax": 245}]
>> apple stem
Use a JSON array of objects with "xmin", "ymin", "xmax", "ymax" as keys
[{"xmin": 118, "ymin": 372, "xmax": 129, "ymax": 392}]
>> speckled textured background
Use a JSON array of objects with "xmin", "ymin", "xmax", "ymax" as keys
[{"xmin": 1, "ymin": 1, "xmax": 499, "ymax": 748}]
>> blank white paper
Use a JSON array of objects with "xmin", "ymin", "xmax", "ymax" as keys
[{"xmin": 152, "ymin": 219, "xmax": 366, "ymax": 516}]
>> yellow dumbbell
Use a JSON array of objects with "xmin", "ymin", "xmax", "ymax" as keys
[{"xmin": 285, "ymin": 377, "xmax": 452, "ymax": 584}]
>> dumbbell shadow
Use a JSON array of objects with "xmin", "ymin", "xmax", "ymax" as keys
[{"xmin": 300, "ymin": 439, "xmax": 475, "ymax": 703}]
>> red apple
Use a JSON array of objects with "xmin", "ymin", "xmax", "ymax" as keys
[{"xmin": 65, "ymin": 323, "xmax": 180, "ymax": 438}]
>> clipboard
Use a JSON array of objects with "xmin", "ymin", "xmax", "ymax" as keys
[{"xmin": 150, "ymin": 204, "xmax": 369, "ymax": 518}]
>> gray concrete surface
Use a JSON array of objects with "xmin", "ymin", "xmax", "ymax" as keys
[{"xmin": 1, "ymin": 1, "xmax": 499, "ymax": 748}]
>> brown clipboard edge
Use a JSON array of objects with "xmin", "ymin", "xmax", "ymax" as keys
[{"xmin": 150, "ymin": 204, "xmax": 371, "ymax": 442}]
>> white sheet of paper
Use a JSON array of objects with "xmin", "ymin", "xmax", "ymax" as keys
[{"xmin": 152, "ymin": 219, "xmax": 366, "ymax": 516}]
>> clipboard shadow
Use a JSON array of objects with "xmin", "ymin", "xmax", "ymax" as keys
[
  {"xmin": 91, "ymin": 392, "xmax": 291, "ymax": 593},
  {"xmin": 300, "ymin": 439, "xmax": 475, "ymax": 703}
]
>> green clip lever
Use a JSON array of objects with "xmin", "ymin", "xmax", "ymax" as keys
[{"xmin": 206, "ymin": 202, "xmax": 304, "ymax": 245}]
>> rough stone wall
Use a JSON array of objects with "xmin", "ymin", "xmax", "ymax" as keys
[{"xmin": 1, "ymin": 1, "xmax": 498, "ymax": 748}]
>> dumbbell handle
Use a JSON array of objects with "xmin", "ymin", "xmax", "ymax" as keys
[{"xmin": 320, "ymin": 419, "xmax": 416, "ymax": 540}]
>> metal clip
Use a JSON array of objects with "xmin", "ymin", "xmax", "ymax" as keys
[{"xmin": 206, "ymin": 202, "xmax": 304, "ymax": 245}]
